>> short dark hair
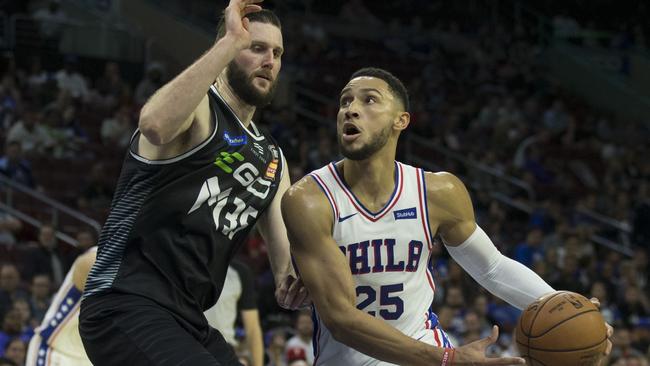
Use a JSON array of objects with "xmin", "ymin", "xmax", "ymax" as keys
[
  {"xmin": 350, "ymin": 67, "xmax": 410, "ymax": 112},
  {"xmin": 216, "ymin": 9, "xmax": 281, "ymax": 40}
]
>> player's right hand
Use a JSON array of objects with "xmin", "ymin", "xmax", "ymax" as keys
[
  {"xmin": 223, "ymin": 0, "xmax": 263, "ymax": 50},
  {"xmin": 275, "ymin": 274, "xmax": 311, "ymax": 310},
  {"xmin": 453, "ymin": 326, "xmax": 526, "ymax": 365}
]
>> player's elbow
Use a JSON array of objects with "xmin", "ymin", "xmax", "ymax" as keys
[
  {"xmin": 138, "ymin": 111, "xmax": 166, "ymax": 146},
  {"xmin": 319, "ymin": 306, "xmax": 358, "ymax": 343}
]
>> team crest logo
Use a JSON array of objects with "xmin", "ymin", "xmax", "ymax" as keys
[
  {"xmin": 264, "ymin": 159, "xmax": 279, "ymax": 181},
  {"xmin": 224, "ymin": 132, "xmax": 247, "ymax": 146}
]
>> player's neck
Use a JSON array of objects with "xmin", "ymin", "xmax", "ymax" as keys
[
  {"xmin": 342, "ymin": 153, "xmax": 396, "ymax": 211},
  {"xmin": 214, "ymin": 77, "xmax": 256, "ymax": 126}
]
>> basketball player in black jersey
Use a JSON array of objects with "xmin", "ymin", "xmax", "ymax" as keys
[{"xmin": 79, "ymin": 1, "xmax": 307, "ymax": 365}]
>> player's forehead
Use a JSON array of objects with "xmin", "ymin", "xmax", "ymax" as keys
[
  {"xmin": 248, "ymin": 22, "xmax": 283, "ymax": 50},
  {"xmin": 340, "ymin": 76, "xmax": 392, "ymax": 97}
]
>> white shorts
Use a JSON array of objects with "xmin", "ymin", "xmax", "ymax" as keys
[{"xmin": 26, "ymin": 335, "xmax": 93, "ymax": 366}]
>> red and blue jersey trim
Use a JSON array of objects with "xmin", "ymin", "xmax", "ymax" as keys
[
  {"xmin": 328, "ymin": 161, "xmax": 404, "ymax": 222},
  {"xmin": 310, "ymin": 173, "xmax": 340, "ymax": 221},
  {"xmin": 416, "ymin": 169, "xmax": 435, "ymax": 250}
]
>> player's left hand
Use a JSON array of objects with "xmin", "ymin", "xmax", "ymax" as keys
[
  {"xmin": 275, "ymin": 274, "xmax": 311, "ymax": 310},
  {"xmin": 589, "ymin": 297, "xmax": 614, "ymax": 357}
]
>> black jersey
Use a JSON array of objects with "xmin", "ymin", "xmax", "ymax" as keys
[{"xmin": 83, "ymin": 86, "xmax": 284, "ymax": 328}]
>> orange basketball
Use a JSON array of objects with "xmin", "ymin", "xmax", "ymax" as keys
[{"xmin": 515, "ymin": 291, "xmax": 607, "ymax": 366}]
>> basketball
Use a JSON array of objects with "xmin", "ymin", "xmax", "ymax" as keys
[{"xmin": 515, "ymin": 291, "xmax": 608, "ymax": 366}]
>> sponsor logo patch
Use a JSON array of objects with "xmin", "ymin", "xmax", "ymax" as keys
[
  {"xmin": 264, "ymin": 158, "xmax": 279, "ymax": 181},
  {"xmin": 393, "ymin": 207, "xmax": 417, "ymax": 220},
  {"xmin": 224, "ymin": 132, "xmax": 247, "ymax": 146}
]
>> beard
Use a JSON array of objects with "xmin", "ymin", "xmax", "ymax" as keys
[
  {"xmin": 339, "ymin": 122, "xmax": 392, "ymax": 161},
  {"xmin": 226, "ymin": 61, "xmax": 277, "ymax": 107}
]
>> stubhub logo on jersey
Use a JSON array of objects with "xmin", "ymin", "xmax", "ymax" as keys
[
  {"xmin": 224, "ymin": 132, "xmax": 247, "ymax": 146},
  {"xmin": 393, "ymin": 207, "xmax": 417, "ymax": 220}
]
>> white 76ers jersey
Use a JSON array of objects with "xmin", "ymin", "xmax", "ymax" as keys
[{"xmin": 309, "ymin": 161, "xmax": 451, "ymax": 366}]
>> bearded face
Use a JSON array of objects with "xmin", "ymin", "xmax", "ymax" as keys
[{"xmin": 226, "ymin": 59, "xmax": 278, "ymax": 107}]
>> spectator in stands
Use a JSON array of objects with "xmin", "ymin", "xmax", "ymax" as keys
[
  {"xmin": 100, "ymin": 104, "xmax": 133, "ymax": 149},
  {"xmin": 54, "ymin": 56, "xmax": 89, "ymax": 101},
  {"xmin": 23, "ymin": 225, "xmax": 72, "ymax": 287},
  {"xmin": 266, "ymin": 329, "xmax": 287, "ymax": 366},
  {"xmin": 0, "ymin": 141, "xmax": 34, "ymax": 188},
  {"xmin": 0, "ymin": 308, "xmax": 32, "ymax": 357},
  {"xmin": 618, "ymin": 286, "xmax": 650, "ymax": 328},
  {"xmin": 513, "ymin": 228, "xmax": 545, "ymax": 268},
  {"xmin": 460, "ymin": 310, "xmax": 492, "ymax": 344},
  {"xmin": 28, "ymin": 274, "xmax": 51, "ymax": 325},
  {"xmin": 0, "ymin": 214, "xmax": 21, "ymax": 247},
  {"xmin": 285, "ymin": 346, "xmax": 308, "ymax": 366},
  {"xmin": 2, "ymin": 338, "xmax": 25, "ymax": 366},
  {"xmin": 6, "ymin": 105, "xmax": 54, "ymax": 156},
  {"xmin": 284, "ymin": 310, "xmax": 313, "ymax": 365},
  {"xmin": 135, "ymin": 62, "xmax": 164, "ymax": 106},
  {"xmin": 38, "ymin": 100, "xmax": 87, "ymax": 160},
  {"xmin": 442, "ymin": 285, "xmax": 467, "ymax": 335},
  {"xmin": 0, "ymin": 264, "xmax": 27, "ymax": 321},
  {"xmin": 94, "ymin": 61, "xmax": 129, "ymax": 110},
  {"xmin": 11, "ymin": 298, "xmax": 31, "ymax": 330},
  {"xmin": 610, "ymin": 327, "xmax": 645, "ymax": 362}
]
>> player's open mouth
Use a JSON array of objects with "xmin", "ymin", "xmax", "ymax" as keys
[{"xmin": 342, "ymin": 123, "xmax": 361, "ymax": 142}]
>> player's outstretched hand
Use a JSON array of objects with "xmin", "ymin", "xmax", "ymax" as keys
[
  {"xmin": 453, "ymin": 326, "xmax": 526, "ymax": 365},
  {"xmin": 223, "ymin": 0, "xmax": 264, "ymax": 50},
  {"xmin": 275, "ymin": 274, "xmax": 310, "ymax": 310},
  {"xmin": 590, "ymin": 297, "xmax": 614, "ymax": 357}
]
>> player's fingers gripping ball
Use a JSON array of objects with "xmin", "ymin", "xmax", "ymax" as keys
[{"xmin": 516, "ymin": 291, "xmax": 608, "ymax": 366}]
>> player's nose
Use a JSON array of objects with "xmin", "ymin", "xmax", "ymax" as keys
[
  {"xmin": 261, "ymin": 50, "xmax": 275, "ymax": 69},
  {"xmin": 344, "ymin": 101, "xmax": 360, "ymax": 119}
]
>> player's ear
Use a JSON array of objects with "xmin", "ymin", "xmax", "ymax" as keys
[{"xmin": 394, "ymin": 112, "xmax": 410, "ymax": 131}]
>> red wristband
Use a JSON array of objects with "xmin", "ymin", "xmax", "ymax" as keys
[{"xmin": 441, "ymin": 348, "xmax": 454, "ymax": 366}]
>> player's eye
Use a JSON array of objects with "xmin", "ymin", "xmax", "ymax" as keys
[
  {"xmin": 366, "ymin": 96, "xmax": 376, "ymax": 104},
  {"xmin": 340, "ymin": 97, "xmax": 351, "ymax": 107}
]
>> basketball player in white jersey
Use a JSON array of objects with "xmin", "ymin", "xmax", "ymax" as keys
[
  {"xmin": 26, "ymin": 247, "xmax": 96, "ymax": 366},
  {"xmin": 282, "ymin": 67, "xmax": 613, "ymax": 365}
]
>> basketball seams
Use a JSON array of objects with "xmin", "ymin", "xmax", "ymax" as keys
[
  {"xmin": 524, "ymin": 291, "xmax": 565, "ymax": 360},
  {"xmin": 526, "ymin": 309, "xmax": 601, "ymax": 339},
  {"xmin": 519, "ymin": 337, "xmax": 607, "ymax": 352}
]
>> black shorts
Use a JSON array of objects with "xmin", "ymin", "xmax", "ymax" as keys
[{"xmin": 79, "ymin": 293, "xmax": 241, "ymax": 366}]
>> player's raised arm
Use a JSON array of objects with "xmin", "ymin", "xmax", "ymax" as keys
[
  {"xmin": 282, "ymin": 176, "xmax": 525, "ymax": 366},
  {"xmin": 138, "ymin": 0, "xmax": 263, "ymax": 146},
  {"xmin": 428, "ymin": 171, "xmax": 555, "ymax": 310}
]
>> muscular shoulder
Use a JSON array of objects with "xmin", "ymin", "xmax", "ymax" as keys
[
  {"xmin": 424, "ymin": 171, "xmax": 474, "ymax": 225},
  {"xmin": 281, "ymin": 176, "xmax": 334, "ymax": 239}
]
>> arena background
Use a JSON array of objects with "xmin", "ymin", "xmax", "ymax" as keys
[{"xmin": 0, "ymin": 0, "xmax": 648, "ymax": 365}]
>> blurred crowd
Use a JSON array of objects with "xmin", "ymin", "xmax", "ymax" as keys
[{"xmin": 0, "ymin": 0, "xmax": 648, "ymax": 365}]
